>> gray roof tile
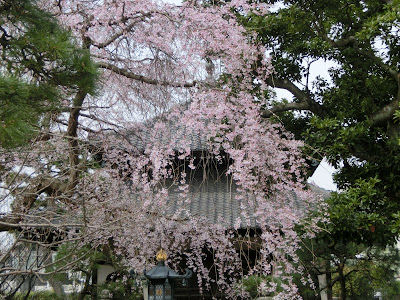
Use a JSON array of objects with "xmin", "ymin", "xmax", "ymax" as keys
[
  {"xmin": 163, "ymin": 177, "xmax": 328, "ymax": 229},
  {"xmin": 96, "ymin": 119, "xmax": 331, "ymax": 229}
]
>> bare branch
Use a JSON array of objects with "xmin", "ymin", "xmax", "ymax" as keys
[
  {"xmin": 263, "ymin": 76, "xmax": 326, "ymax": 118},
  {"xmin": 94, "ymin": 14, "xmax": 151, "ymax": 49},
  {"xmin": 317, "ymin": 29, "xmax": 400, "ymax": 126},
  {"xmin": 370, "ymin": 95, "xmax": 400, "ymax": 125},
  {"xmin": 333, "ymin": 36, "xmax": 399, "ymax": 83},
  {"xmin": 369, "ymin": 75, "xmax": 400, "ymax": 126},
  {"xmin": 79, "ymin": 112, "xmax": 123, "ymax": 129},
  {"xmin": 98, "ymin": 62, "xmax": 197, "ymax": 88},
  {"xmin": 0, "ymin": 232, "xmax": 23, "ymax": 264},
  {"xmin": 0, "ymin": 219, "xmax": 84, "ymax": 232},
  {"xmin": 0, "ymin": 175, "xmax": 68, "ymax": 232},
  {"xmin": 56, "ymin": 118, "xmax": 98, "ymax": 134}
]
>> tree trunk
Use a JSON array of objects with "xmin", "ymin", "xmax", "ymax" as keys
[
  {"xmin": 22, "ymin": 276, "xmax": 35, "ymax": 300},
  {"xmin": 327, "ymin": 271, "xmax": 333, "ymax": 300},
  {"xmin": 48, "ymin": 277, "xmax": 65, "ymax": 297},
  {"xmin": 91, "ymin": 266, "xmax": 98, "ymax": 300},
  {"xmin": 78, "ymin": 271, "xmax": 91, "ymax": 300},
  {"xmin": 337, "ymin": 263, "xmax": 346, "ymax": 300},
  {"xmin": 44, "ymin": 250, "xmax": 65, "ymax": 297}
]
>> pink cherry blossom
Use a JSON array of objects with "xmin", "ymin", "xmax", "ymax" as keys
[{"xmin": 0, "ymin": 1, "xmax": 327, "ymax": 298}]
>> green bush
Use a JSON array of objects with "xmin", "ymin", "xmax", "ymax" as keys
[
  {"xmin": 14, "ymin": 291, "xmax": 70, "ymax": 300},
  {"xmin": 98, "ymin": 280, "xmax": 143, "ymax": 300},
  {"xmin": 242, "ymin": 275, "xmax": 285, "ymax": 298}
]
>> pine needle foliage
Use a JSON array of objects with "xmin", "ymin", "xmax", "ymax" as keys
[{"xmin": 0, "ymin": 0, "xmax": 97, "ymax": 147}]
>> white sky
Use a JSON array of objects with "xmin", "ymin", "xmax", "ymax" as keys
[
  {"xmin": 277, "ymin": 59, "xmax": 339, "ymax": 191},
  {"xmin": 308, "ymin": 158, "xmax": 337, "ymax": 191}
]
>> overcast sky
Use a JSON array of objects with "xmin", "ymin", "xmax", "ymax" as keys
[{"xmin": 308, "ymin": 159, "xmax": 337, "ymax": 191}]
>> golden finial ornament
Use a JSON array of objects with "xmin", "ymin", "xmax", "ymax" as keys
[{"xmin": 156, "ymin": 248, "xmax": 168, "ymax": 261}]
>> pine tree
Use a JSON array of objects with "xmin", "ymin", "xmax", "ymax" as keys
[{"xmin": 0, "ymin": 0, "xmax": 97, "ymax": 147}]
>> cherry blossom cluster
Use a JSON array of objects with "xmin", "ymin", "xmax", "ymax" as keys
[{"xmin": 0, "ymin": 0, "xmax": 326, "ymax": 298}]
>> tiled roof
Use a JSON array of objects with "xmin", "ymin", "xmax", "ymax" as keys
[
  {"xmin": 123, "ymin": 120, "xmax": 208, "ymax": 152},
  {"xmin": 95, "ymin": 119, "xmax": 330, "ymax": 229},
  {"xmin": 164, "ymin": 175, "xmax": 329, "ymax": 229},
  {"xmin": 166, "ymin": 176, "xmax": 257, "ymax": 228}
]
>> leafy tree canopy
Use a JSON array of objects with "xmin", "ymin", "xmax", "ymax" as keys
[{"xmin": 243, "ymin": 0, "xmax": 400, "ymax": 244}]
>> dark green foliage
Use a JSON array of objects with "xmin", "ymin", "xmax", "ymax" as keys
[
  {"xmin": 98, "ymin": 281, "xmax": 142, "ymax": 300},
  {"xmin": 242, "ymin": 0, "xmax": 400, "ymax": 245},
  {"xmin": 297, "ymin": 225, "xmax": 400, "ymax": 299},
  {"xmin": 294, "ymin": 177, "xmax": 400, "ymax": 298},
  {"xmin": 327, "ymin": 178, "xmax": 394, "ymax": 245},
  {"xmin": 0, "ymin": 76, "xmax": 56, "ymax": 147},
  {"xmin": 13, "ymin": 291, "xmax": 70, "ymax": 300},
  {"xmin": 0, "ymin": 0, "xmax": 98, "ymax": 92},
  {"xmin": 239, "ymin": 1, "xmax": 400, "ymax": 297},
  {"xmin": 13, "ymin": 289, "xmax": 142, "ymax": 300},
  {"xmin": 331, "ymin": 246, "xmax": 400, "ymax": 299},
  {"xmin": 242, "ymin": 275, "xmax": 286, "ymax": 298},
  {"xmin": 0, "ymin": 0, "xmax": 98, "ymax": 147},
  {"xmin": 46, "ymin": 243, "xmax": 142, "ymax": 300}
]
